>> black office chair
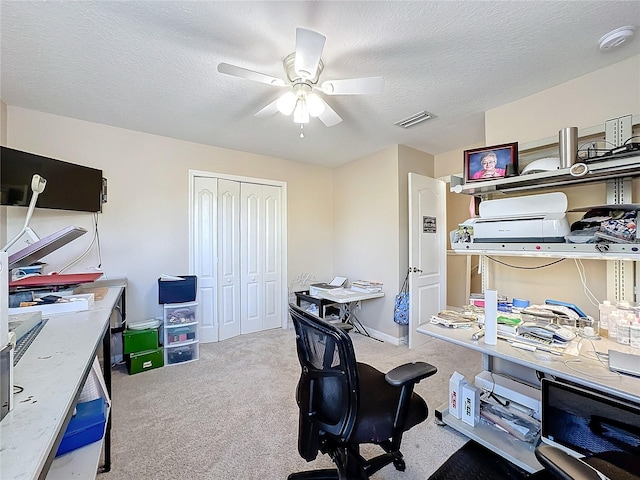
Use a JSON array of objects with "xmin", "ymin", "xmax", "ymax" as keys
[
  {"xmin": 288, "ymin": 303, "xmax": 437, "ymax": 480},
  {"xmin": 534, "ymin": 444, "xmax": 640, "ymax": 480}
]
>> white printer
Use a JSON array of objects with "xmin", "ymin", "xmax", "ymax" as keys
[{"xmin": 460, "ymin": 192, "xmax": 570, "ymax": 243}]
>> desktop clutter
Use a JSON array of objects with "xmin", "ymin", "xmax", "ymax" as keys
[{"xmin": 434, "ymin": 292, "xmax": 640, "ymax": 446}]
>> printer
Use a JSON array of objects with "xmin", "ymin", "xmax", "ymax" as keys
[{"xmin": 460, "ymin": 192, "xmax": 570, "ymax": 243}]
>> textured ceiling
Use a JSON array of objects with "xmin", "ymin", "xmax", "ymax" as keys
[{"xmin": 1, "ymin": 1, "xmax": 639, "ymax": 167}]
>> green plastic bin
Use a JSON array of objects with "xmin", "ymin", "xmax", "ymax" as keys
[
  {"xmin": 123, "ymin": 328, "xmax": 159, "ymax": 355},
  {"xmin": 126, "ymin": 348, "xmax": 164, "ymax": 374}
]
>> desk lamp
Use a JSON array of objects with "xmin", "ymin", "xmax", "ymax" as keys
[{"xmin": 1, "ymin": 174, "xmax": 47, "ymax": 253}]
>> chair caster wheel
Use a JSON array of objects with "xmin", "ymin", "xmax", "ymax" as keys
[{"xmin": 393, "ymin": 458, "xmax": 406, "ymax": 472}]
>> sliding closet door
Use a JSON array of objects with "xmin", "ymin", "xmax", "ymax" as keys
[
  {"xmin": 217, "ymin": 179, "xmax": 241, "ymax": 341},
  {"xmin": 240, "ymin": 183, "xmax": 282, "ymax": 334}
]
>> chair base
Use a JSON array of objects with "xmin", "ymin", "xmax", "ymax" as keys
[{"xmin": 288, "ymin": 469, "xmax": 339, "ymax": 480}]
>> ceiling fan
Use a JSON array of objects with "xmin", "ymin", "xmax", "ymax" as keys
[{"xmin": 217, "ymin": 28, "xmax": 384, "ymax": 131}]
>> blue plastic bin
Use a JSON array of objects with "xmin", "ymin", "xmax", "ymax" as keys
[{"xmin": 56, "ymin": 397, "xmax": 108, "ymax": 457}]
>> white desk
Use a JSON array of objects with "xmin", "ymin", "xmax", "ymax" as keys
[
  {"xmin": 315, "ymin": 289, "xmax": 384, "ymax": 339},
  {"xmin": 418, "ymin": 322, "xmax": 640, "ymax": 472},
  {"xmin": 1, "ymin": 284, "xmax": 125, "ymax": 480}
]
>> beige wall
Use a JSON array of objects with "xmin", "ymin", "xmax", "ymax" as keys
[
  {"xmin": 331, "ymin": 145, "xmax": 433, "ymax": 341},
  {"xmin": 5, "ymin": 107, "xmax": 334, "ymax": 323},
  {"xmin": 436, "ymin": 55, "xmax": 640, "ymax": 319},
  {"xmin": 486, "ymin": 55, "xmax": 640, "ymax": 146},
  {"xmin": 332, "ymin": 146, "xmax": 399, "ymax": 339}
]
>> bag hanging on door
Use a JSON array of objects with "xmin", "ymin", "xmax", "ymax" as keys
[{"xmin": 393, "ymin": 270, "xmax": 410, "ymax": 325}]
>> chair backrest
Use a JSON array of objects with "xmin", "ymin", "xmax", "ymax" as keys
[{"xmin": 289, "ymin": 304, "xmax": 359, "ymax": 458}]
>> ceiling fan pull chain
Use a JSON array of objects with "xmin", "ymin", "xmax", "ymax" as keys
[{"xmin": 299, "ymin": 124, "xmax": 305, "ymax": 139}]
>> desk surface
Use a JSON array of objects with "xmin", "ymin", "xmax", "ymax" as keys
[
  {"xmin": 418, "ymin": 322, "xmax": 640, "ymax": 404},
  {"xmin": 314, "ymin": 289, "xmax": 384, "ymax": 303},
  {"xmin": 1, "ymin": 285, "xmax": 123, "ymax": 480}
]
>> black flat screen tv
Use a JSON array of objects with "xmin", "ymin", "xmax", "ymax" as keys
[{"xmin": 1, "ymin": 146, "xmax": 104, "ymax": 212}]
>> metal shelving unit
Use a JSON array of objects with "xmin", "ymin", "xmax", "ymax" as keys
[{"xmin": 450, "ymin": 153, "xmax": 640, "ymax": 195}]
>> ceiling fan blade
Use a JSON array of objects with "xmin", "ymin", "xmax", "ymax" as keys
[
  {"xmin": 317, "ymin": 99, "xmax": 342, "ymax": 127},
  {"xmin": 295, "ymin": 28, "xmax": 326, "ymax": 80},
  {"xmin": 218, "ymin": 63, "xmax": 286, "ymax": 87},
  {"xmin": 253, "ymin": 99, "xmax": 280, "ymax": 118},
  {"xmin": 320, "ymin": 76, "xmax": 384, "ymax": 95}
]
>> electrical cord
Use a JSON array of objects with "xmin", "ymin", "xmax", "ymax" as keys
[
  {"xmin": 59, "ymin": 213, "xmax": 102, "ymax": 273},
  {"xmin": 487, "ymin": 256, "xmax": 565, "ymax": 270},
  {"xmin": 573, "ymin": 259, "xmax": 600, "ymax": 307}
]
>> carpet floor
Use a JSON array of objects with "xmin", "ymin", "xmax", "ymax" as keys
[{"xmin": 99, "ymin": 327, "xmax": 483, "ymax": 479}]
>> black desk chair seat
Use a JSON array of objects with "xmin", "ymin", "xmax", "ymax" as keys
[{"xmin": 288, "ymin": 303, "xmax": 437, "ymax": 480}]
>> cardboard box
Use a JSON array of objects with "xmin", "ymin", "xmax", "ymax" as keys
[
  {"xmin": 8, "ymin": 293, "xmax": 94, "ymax": 316},
  {"xmin": 126, "ymin": 347, "xmax": 164, "ymax": 374},
  {"xmin": 123, "ymin": 328, "xmax": 159, "ymax": 355},
  {"xmin": 158, "ymin": 275, "xmax": 197, "ymax": 304},
  {"xmin": 462, "ymin": 383, "xmax": 481, "ymax": 426},
  {"xmin": 449, "ymin": 371, "xmax": 467, "ymax": 419},
  {"xmin": 56, "ymin": 397, "xmax": 107, "ymax": 457}
]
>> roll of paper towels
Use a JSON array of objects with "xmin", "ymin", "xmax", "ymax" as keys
[{"xmin": 484, "ymin": 289, "xmax": 498, "ymax": 345}]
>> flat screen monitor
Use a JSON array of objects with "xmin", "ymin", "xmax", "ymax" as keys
[
  {"xmin": 541, "ymin": 378, "xmax": 640, "ymax": 457},
  {"xmin": 1, "ymin": 146, "xmax": 103, "ymax": 212}
]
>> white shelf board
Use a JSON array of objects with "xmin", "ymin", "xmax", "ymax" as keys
[
  {"xmin": 435, "ymin": 403, "xmax": 541, "ymax": 473},
  {"xmin": 451, "ymin": 154, "xmax": 640, "ymax": 195},
  {"xmin": 46, "ymin": 403, "xmax": 109, "ymax": 480},
  {"xmin": 450, "ymin": 242, "xmax": 639, "ymax": 260}
]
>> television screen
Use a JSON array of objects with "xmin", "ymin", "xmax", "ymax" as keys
[{"xmin": 1, "ymin": 147, "xmax": 104, "ymax": 212}]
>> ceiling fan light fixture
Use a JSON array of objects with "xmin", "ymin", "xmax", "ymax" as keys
[
  {"xmin": 276, "ymin": 92, "xmax": 297, "ymax": 116},
  {"xmin": 293, "ymin": 99, "xmax": 310, "ymax": 124},
  {"xmin": 306, "ymin": 93, "xmax": 325, "ymax": 117}
]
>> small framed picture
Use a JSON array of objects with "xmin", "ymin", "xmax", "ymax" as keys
[{"xmin": 464, "ymin": 142, "xmax": 518, "ymax": 183}]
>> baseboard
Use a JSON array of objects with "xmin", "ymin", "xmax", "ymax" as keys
[{"xmin": 361, "ymin": 326, "xmax": 403, "ymax": 345}]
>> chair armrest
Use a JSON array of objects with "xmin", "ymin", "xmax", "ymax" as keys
[
  {"xmin": 535, "ymin": 445, "xmax": 602, "ymax": 480},
  {"xmin": 385, "ymin": 361, "xmax": 437, "ymax": 387}
]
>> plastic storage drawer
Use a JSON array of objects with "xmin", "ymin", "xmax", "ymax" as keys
[
  {"xmin": 165, "ymin": 323, "xmax": 197, "ymax": 346},
  {"xmin": 165, "ymin": 343, "xmax": 199, "ymax": 365},
  {"xmin": 164, "ymin": 302, "xmax": 198, "ymax": 326}
]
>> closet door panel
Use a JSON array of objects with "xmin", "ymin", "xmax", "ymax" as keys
[
  {"xmin": 218, "ymin": 179, "xmax": 241, "ymax": 341},
  {"xmin": 241, "ymin": 184, "xmax": 263, "ymax": 334}
]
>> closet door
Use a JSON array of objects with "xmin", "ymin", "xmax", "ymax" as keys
[
  {"xmin": 217, "ymin": 179, "xmax": 241, "ymax": 341},
  {"xmin": 240, "ymin": 183, "xmax": 282, "ymax": 334},
  {"xmin": 193, "ymin": 176, "xmax": 218, "ymax": 343}
]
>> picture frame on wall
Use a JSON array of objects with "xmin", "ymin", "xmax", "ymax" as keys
[{"xmin": 464, "ymin": 142, "xmax": 518, "ymax": 183}]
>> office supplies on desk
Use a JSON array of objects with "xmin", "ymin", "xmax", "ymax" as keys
[
  {"xmin": 309, "ymin": 276, "xmax": 347, "ymax": 295},
  {"xmin": 608, "ymin": 349, "xmax": 640, "ymax": 377}
]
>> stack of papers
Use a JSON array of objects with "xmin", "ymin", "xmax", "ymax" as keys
[{"xmin": 351, "ymin": 280, "xmax": 383, "ymax": 293}]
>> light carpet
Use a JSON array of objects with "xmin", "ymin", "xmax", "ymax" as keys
[{"xmin": 100, "ymin": 327, "xmax": 481, "ymax": 480}]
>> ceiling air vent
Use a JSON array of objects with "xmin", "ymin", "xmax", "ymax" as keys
[{"xmin": 394, "ymin": 110, "xmax": 434, "ymax": 128}]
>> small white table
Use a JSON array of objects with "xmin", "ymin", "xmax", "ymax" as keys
[{"xmin": 314, "ymin": 289, "xmax": 384, "ymax": 340}]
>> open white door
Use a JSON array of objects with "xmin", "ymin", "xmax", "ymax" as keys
[{"xmin": 408, "ymin": 173, "xmax": 446, "ymax": 348}]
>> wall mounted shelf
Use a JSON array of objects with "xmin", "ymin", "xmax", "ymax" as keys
[
  {"xmin": 450, "ymin": 154, "xmax": 640, "ymax": 195},
  {"xmin": 450, "ymin": 242, "xmax": 639, "ymax": 261}
]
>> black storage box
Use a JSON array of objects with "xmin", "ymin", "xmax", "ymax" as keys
[{"xmin": 158, "ymin": 275, "xmax": 197, "ymax": 304}]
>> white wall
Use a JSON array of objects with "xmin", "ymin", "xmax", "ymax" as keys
[{"xmin": 5, "ymin": 107, "xmax": 334, "ymax": 324}]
